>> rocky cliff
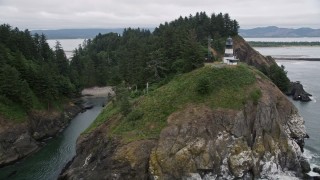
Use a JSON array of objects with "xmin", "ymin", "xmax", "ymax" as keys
[
  {"xmin": 233, "ymin": 36, "xmax": 276, "ymax": 69},
  {"xmin": 234, "ymin": 36, "xmax": 312, "ymax": 102},
  {"xmin": 60, "ymin": 64, "xmax": 309, "ymax": 179},
  {"xmin": 0, "ymin": 103, "xmax": 81, "ymax": 167}
]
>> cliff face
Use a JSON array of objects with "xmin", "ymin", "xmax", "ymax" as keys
[
  {"xmin": 60, "ymin": 73, "xmax": 309, "ymax": 179},
  {"xmin": 233, "ymin": 36, "xmax": 276, "ymax": 69},
  {"xmin": 59, "ymin": 36, "xmax": 310, "ymax": 179},
  {"xmin": 0, "ymin": 103, "xmax": 81, "ymax": 167},
  {"xmin": 149, "ymin": 76, "xmax": 308, "ymax": 179}
]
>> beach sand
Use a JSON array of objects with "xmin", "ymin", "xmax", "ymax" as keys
[{"xmin": 81, "ymin": 86, "xmax": 114, "ymax": 97}]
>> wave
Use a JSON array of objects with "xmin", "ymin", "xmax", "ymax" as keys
[
  {"xmin": 303, "ymin": 149, "xmax": 320, "ymax": 177},
  {"xmin": 309, "ymin": 96, "xmax": 317, "ymax": 103}
]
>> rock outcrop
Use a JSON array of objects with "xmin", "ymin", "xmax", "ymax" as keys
[
  {"xmin": 59, "ymin": 121, "xmax": 156, "ymax": 180},
  {"xmin": 28, "ymin": 104, "xmax": 81, "ymax": 140},
  {"xmin": 0, "ymin": 103, "xmax": 81, "ymax": 167},
  {"xmin": 234, "ymin": 36, "xmax": 312, "ymax": 103},
  {"xmin": 60, "ymin": 73, "xmax": 309, "ymax": 179},
  {"xmin": 286, "ymin": 81, "xmax": 312, "ymax": 102},
  {"xmin": 0, "ymin": 119, "xmax": 38, "ymax": 167},
  {"xmin": 233, "ymin": 36, "xmax": 276, "ymax": 69}
]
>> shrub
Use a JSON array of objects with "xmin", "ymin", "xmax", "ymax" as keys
[
  {"xmin": 126, "ymin": 109, "xmax": 144, "ymax": 122},
  {"xmin": 196, "ymin": 77, "xmax": 210, "ymax": 95},
  {"xmin": 120, "ymin": 98, "xmax": 131, "ymax": 116},
  {"xmin": 260, "ymin": 64, "xmax": 290, "ymax": 92},
  {"xmin": 250, "ymin": 89, "xmax": 262, "ymax": 104}
]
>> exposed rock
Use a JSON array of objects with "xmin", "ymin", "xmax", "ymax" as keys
[
  {"xmin": 233, "ymin": 36, "xmax": 276, "ymax": 69},
  {"xmin": 300, "ymin": 157, "xmax": 311, "ymax": 173},
  {"xmin": 61, "ymin": 74, "xmax": 309, "ymax": 179},
  {"xmin": 314, "ymin": 167, "xmax": 320, "ymax": 174},
  {"xmin": 286, "ymin": 81, "xmax": 312, "ymax": 102},
  {"xmin": 0, "ymin": 121, "xmax": 38, "ymax": 167},
  {"xmin": 0, "ymin": 103, "xmax": 81, "ymax": 167},
  {"xmin": 149, "ymin": 77, "xmax": 308, "ymax": 178},
  {"xmin": 234, "ymin": 36, "xmax": 312, "ymax": 103},
  {"xmin": 28, "ymin": 104, "xmax": 81, "ymax": 140},
  {"xmin": 59, "ymin": 122, "xmax": 156, "ymax": 180}
]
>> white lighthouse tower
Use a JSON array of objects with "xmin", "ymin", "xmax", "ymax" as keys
[{"xmin": 223, "ymin": 37, "xmax": 239, "ymax": 65}]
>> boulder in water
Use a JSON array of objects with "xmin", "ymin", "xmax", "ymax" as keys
[
  {"xmin": 286, "ymin": 81, "xmax": 312, "ymax": 102},
  {"xmin": 314, "ymin": 167, "xmax": 320, "ymax": 174}
]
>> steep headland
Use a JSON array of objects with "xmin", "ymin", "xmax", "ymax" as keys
[
  {"xmin": 233, "ymin": 36, "xmax": 276, "ymax": 69},
  {"xmin": 60, "ymin": 63, "xmax": 309, "ymax": 179},
  {"xmin": 234, "ymin": 36, "xmax": 312, "ymax": 102}
]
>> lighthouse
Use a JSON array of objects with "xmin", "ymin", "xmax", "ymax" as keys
[{"xmin": 223, "ymin": 37, "xmax": 239, "ymax": 65}]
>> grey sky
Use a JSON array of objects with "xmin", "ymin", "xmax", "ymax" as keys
[{"xmin": 0, "ymin": 0, "xmax": 319, "ymax": 30}]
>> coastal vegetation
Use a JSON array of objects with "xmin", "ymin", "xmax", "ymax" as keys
[
  {"xmin": 69, "ymin": 12, "xmax": 239, "ymax": 89},
  {"xmin": 0, "ymin": 24, "xmax": 77, "ymax": 121},
  {"xmin": 1, "ymin": 10, "xmax": 312, "ymax": 179},
  {"xmin": 85, "ymin": 65, "xmax": 259, "ymax": 142}
]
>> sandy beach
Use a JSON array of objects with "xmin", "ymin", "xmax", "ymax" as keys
[{"xmin": 81, "ymin": 86, "xmax": 114, "ymax": 97}]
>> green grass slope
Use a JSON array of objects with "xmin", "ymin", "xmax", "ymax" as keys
[{"xmin": 86, "ymin": 64, "xmax": 261, "ymax": 142}]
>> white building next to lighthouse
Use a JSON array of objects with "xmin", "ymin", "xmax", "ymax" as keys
[{"xmin": 223, "ymin": 37, "xmax": 239, "ymax": 65}]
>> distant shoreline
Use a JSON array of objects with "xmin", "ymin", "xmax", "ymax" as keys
[
  {"xmin": 275, "ymin": 57, "xmax": 320, "ymax": 61},
  {"xmin": 248, "ymin": 41, "xmax": 320, "ymax": 47}
]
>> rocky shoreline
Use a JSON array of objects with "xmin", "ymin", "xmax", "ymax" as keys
[
  {"xmin": 0, "ymin": 86, "xmax": 114, "ymax": 168},
  {"xmin": 58, "ymin": 37, "xmax": 313, "ymax": 179},
  {"xmin": 59, "ymin": 71, "xmax": 311, "ymax": 179},
  {"xmin": 0, "ymin": 102, "xmax": 82, "ymax": 168}
]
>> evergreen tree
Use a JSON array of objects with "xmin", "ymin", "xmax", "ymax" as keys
[
  {"xmin": 0, "ymin": 24, "xmax": 78, "ymax": 114},
  {"xmin": 68, "ymin": 11, "xmax": 240, "ymax": 89}
]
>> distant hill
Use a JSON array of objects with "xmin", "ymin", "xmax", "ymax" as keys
[
  {"xmin": 31, "ymin": 28, "xmax": 125, "ymax": 39},
  {"xmin": 239, "ymin": 26, "xmax": 320, "ymax": 37}
]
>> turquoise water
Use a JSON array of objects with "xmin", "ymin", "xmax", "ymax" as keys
[{"xmin": 0, "ymin": 97, "xmax": 106, "ymax": 180}]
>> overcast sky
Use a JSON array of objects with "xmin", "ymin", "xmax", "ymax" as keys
[{"xmin": 0, "ymin": 0, "xmax": 319, "ymax": 30}]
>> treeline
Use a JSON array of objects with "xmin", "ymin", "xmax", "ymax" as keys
[
  {"xmin": 248, "ymin": 41, "xmax": 320, "ymax": 47},
  {"xmin": 0, "ymin": 24, "xmax": 76, "ymax": 114},
  {"xmin": 70, "ymin": 12, "xmax": 239, "ymax": 89}
]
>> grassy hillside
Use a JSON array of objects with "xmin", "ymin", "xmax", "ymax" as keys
[{"xmin": 85, "ymin": 64, "xmax": 261, "ymax": 142}]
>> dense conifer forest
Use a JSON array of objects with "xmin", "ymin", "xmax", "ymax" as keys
[
  {"xmin": 70, "ymin": 12, "xmax": 239, "ymax": 88},
  {"xmin": 0, "ymin": 24, "xmax": 76, "ymax": 119},
  {"xmin": 0, "ymin": 12, "xmax": 239, "ymax": 120}
]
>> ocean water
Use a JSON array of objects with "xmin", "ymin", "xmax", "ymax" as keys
[
  {"xmin": 249, "ymin": 37, "xmax": 320, "ymax": 177},
  {"xmin": 253, "ymin": 46, "xmax": 320, "ymax": 59},
  {"xmin": 277, "ymin": 60, "xmax": 320, "ymax": 173},
  {"xmin": 47, "ymin": 39, "xmax": 85, "ymax": 59},
  {"xmin": 245, "ymin": 37, "xmax": 320, "ymax": 42}
]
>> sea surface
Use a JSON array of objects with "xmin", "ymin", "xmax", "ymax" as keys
[
  {"xmin": 245, "ymin": 37, "xmax": 320, "ymax": 42},
  {"xmin": 47, "ymin": 39, "xmax": 85, "ymax": 59},
  {"xmin": 250, "ymin": 37, "xmax": 320, "ymax": 176}
]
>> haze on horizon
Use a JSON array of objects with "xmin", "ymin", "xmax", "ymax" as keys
[{"xmin": 0, "ymin": 0, "xmax": 319, "ymax": 30}]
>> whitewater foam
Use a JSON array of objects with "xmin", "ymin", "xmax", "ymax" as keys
[{"xmin": 304, "ymin": 149, "xmax": 320, "ymax": 177}]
